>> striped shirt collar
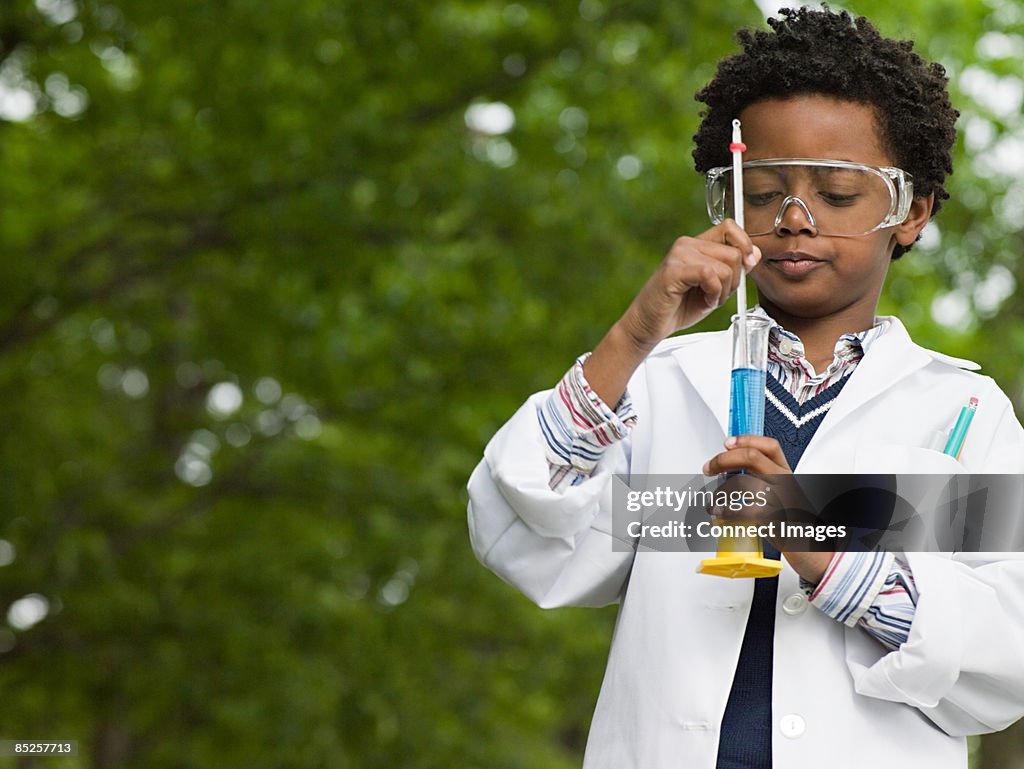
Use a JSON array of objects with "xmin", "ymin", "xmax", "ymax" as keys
[
  {"xmin": 749, "ymin": 306, "xmax": 890, "ymax": 401},
  {"xmin": 749, "ymin": 305, "xmax": 890, "ymax": 360}
]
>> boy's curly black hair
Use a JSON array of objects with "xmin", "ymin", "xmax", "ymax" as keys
[{"xmin": 692, "ymin": 5, "xmax": 958, "ymax": 259}]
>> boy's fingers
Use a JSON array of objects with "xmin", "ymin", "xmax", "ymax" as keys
[
  {"xmin": 699, "ymin": 269, "xmax": 724, "ymax": 308},
  {"xmin": 664, "ymin": 260, "xmax": 731, "ymax": 308},
  {"xmin": 724, "ymin": 435, "xmax": 790, "ymax": 469},
  {"xmin": 648, "ymin": 226, "xmax": 761, "ymax": 334},
  {"xmin": 702, "ymin": 436, "xmax": 791, "ymax": 476},
  {"xmin": 703, "ymin": 448, "xmax": 778, "ymax": 476},
  {"xmin": 696, "ymin": 235, "xmax": 761, "ymax": 278},
  {"xmin": 702, "ymin": 219, "xmax": 759, "ymax": 269},
  {"xmin": 693, "ymin": 244, "xmax": 750, "ymax": 302},
  {"xmin": 746, "ymin": 245, "xmax": 762, "ymax": 272},
  {"xmin": 669, "ymin": 237, "xmax": 746, "ymax": 276}
]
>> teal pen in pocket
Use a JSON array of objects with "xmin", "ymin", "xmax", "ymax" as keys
[{"xmin": 942, "ymin": 397, "xmax": 978, "ymax": 460}]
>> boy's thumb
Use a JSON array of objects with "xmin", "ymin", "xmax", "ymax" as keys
[{"xmin": 746, "ymin": 246, "xmax": 762, "ymax": 271}]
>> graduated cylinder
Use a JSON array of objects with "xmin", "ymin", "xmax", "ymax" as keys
[{"xmin": 698, "ymin": 314, "xmax": 782, "ymax": 578}]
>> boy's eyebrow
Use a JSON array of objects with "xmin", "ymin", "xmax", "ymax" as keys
[{"xmin": 759, "ymin": 157, "xmax": 865, "ymax": 163}]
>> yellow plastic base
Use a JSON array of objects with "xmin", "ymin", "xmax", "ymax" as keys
[{"xmin": 697, "ymin": 554, "xmax": 783, "ymax": 579}]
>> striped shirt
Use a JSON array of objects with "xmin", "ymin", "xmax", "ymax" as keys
[{"xmin": 539, "ymin": 308, "xmax": 918, "ymax": 651}]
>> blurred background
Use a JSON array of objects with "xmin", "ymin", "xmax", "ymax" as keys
[{"xmin": 0, "ymin": 0, "xmax": 1022, "ymax": 766}]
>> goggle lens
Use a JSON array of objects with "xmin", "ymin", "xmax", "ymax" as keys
[{"xmin": 706, "ymin": 160, "xmax": 911, "ymax": 237}]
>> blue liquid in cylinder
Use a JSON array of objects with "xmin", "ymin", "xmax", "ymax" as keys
[{"xmin": 729, "ymin": 368, "xmax": 767, "ymax": 437}]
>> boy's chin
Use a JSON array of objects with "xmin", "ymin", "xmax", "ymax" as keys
[{"xmin": 754, "ymin": 291, "xmax": 842, "ymax": 321}]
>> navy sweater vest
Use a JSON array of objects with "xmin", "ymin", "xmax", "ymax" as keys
[{"xmin": 715, "ymin": 373, "xmax": 852, "ymax": 769}]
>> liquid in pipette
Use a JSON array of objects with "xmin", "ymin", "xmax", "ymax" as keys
[{"xmin": 728, "ymin": 367, "xmax": 767, "ymax": 437}]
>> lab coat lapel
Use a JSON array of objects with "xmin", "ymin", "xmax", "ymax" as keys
[
  {"xmin": 665, "ymin": 319, "xmax": 964, "ymax": 456},
  {"xmin": 801, "ymin": 317, "xmax": 931, "ymax": 451},
  {"xmin": 669, "ymin": 331, "xmax": 732, "ymax": 437}
]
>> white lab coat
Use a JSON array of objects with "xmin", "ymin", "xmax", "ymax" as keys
[{"xmin": 467, "ymin": 317, "xmax": 1024, "ymax": 769}]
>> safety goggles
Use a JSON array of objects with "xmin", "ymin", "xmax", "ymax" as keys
[{"xmin": 705, "ymin": 159, "xmax": 914, "ymax": 238}]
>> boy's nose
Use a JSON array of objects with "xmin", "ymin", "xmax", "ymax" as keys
[{"xmin": 774, "ymin": 195, "xmax": 818, "ymax": 236}]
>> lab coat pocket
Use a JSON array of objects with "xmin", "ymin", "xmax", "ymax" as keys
[
  {"xmin": 854, "ymin": 444, "xmax": 965, "ymax": 475},
  {"xmin": 851, "ymin": 445, "xmax": 968, "ymax": 553}
]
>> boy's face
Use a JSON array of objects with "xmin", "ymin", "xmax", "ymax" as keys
[{"xmin": 739, "ymin": 95, "xmax": 923, "ymax": 323}]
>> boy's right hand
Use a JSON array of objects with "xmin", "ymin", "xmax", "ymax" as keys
[
  {"xmin": 583, "ymin": 220, "xmax": 760, "ymax": 407},
  {"xmin": 619, "ymin": 219, "xmax": 760, "ymax": 354}
]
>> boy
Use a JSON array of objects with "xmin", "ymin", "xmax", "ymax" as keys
[{"xmin": 467, "ymin": 7, "xmax": 1024, "ymax": 769}]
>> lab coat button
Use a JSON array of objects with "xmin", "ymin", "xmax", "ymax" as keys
[
  {"xmin": 780, "ymin": 714, "xmax": 805, "ymax": 739},
  {"xmin": 782, "ymin": 593, "xmax": 807, "ymax": 616}
]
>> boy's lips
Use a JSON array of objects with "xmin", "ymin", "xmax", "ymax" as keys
[{"xmin": 764, "ymin": 251, "xmax": 828, "ymax": 276}]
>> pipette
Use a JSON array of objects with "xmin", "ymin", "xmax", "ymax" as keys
[
  {"xmin": 728, "ymin": 119, "xmax": 763, "ymax": 438},
  {"xmin": 731, "ymin": 119, "xmax": 748, "ymax": 346},
  {"xmin": 697, "ymin": 119, "xmax": 781, "ymax": 578}
]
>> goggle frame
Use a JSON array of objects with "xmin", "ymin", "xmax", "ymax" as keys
[{"xmin": 705, "ymin": 158, "xmax": 915, "ymax": 237}]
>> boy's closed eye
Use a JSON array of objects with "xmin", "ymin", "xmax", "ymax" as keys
[{"xmin": 819, "ymin": 191, "xmax": 860, "ymax": 206}]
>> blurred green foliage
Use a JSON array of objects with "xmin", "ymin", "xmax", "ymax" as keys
[{"xmin": 0, "ymin": 0, "xmax": 1022, "ymax": 767}]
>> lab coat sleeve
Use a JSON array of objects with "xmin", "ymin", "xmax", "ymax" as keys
[
  {"xmin": 467, "ymin": 385, "xmax": 639, "ymax": 609},
  {"xmin": 846, "ymin": 384, "xmax": 1024, "ymax": 735}
]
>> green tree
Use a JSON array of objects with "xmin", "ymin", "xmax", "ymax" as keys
[{"xmin": 0, "ymin": 1, "xmax": 1021, "ymax": 767}]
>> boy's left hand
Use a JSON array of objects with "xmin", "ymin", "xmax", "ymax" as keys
[
  {"xmin": 703, "ymin": 435, "xmax": 833, "ymax": 585},
  {"xmin": 702, "ymin": 434, "xmax": 789, "ymax": 476}
]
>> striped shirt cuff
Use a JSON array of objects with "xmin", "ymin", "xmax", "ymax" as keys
[
  {"xmin": 806, "ymin": 550, "xmax": 895, "ymax": 628},
  {"xmin": 800, "ymin": 552, "xmax": 919, "ymax": 650},
  {"xmin": 859, "ymin": 561, "xmax": 919, "ymax": 650},
  {"xmin": 539, "ymin": 353, "xmax": 637, "ymax": 477}
]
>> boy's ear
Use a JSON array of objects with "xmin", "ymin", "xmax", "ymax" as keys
[{"xmin": 895, "ymin": 193, "xmax": 935, "ymax": 247}]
